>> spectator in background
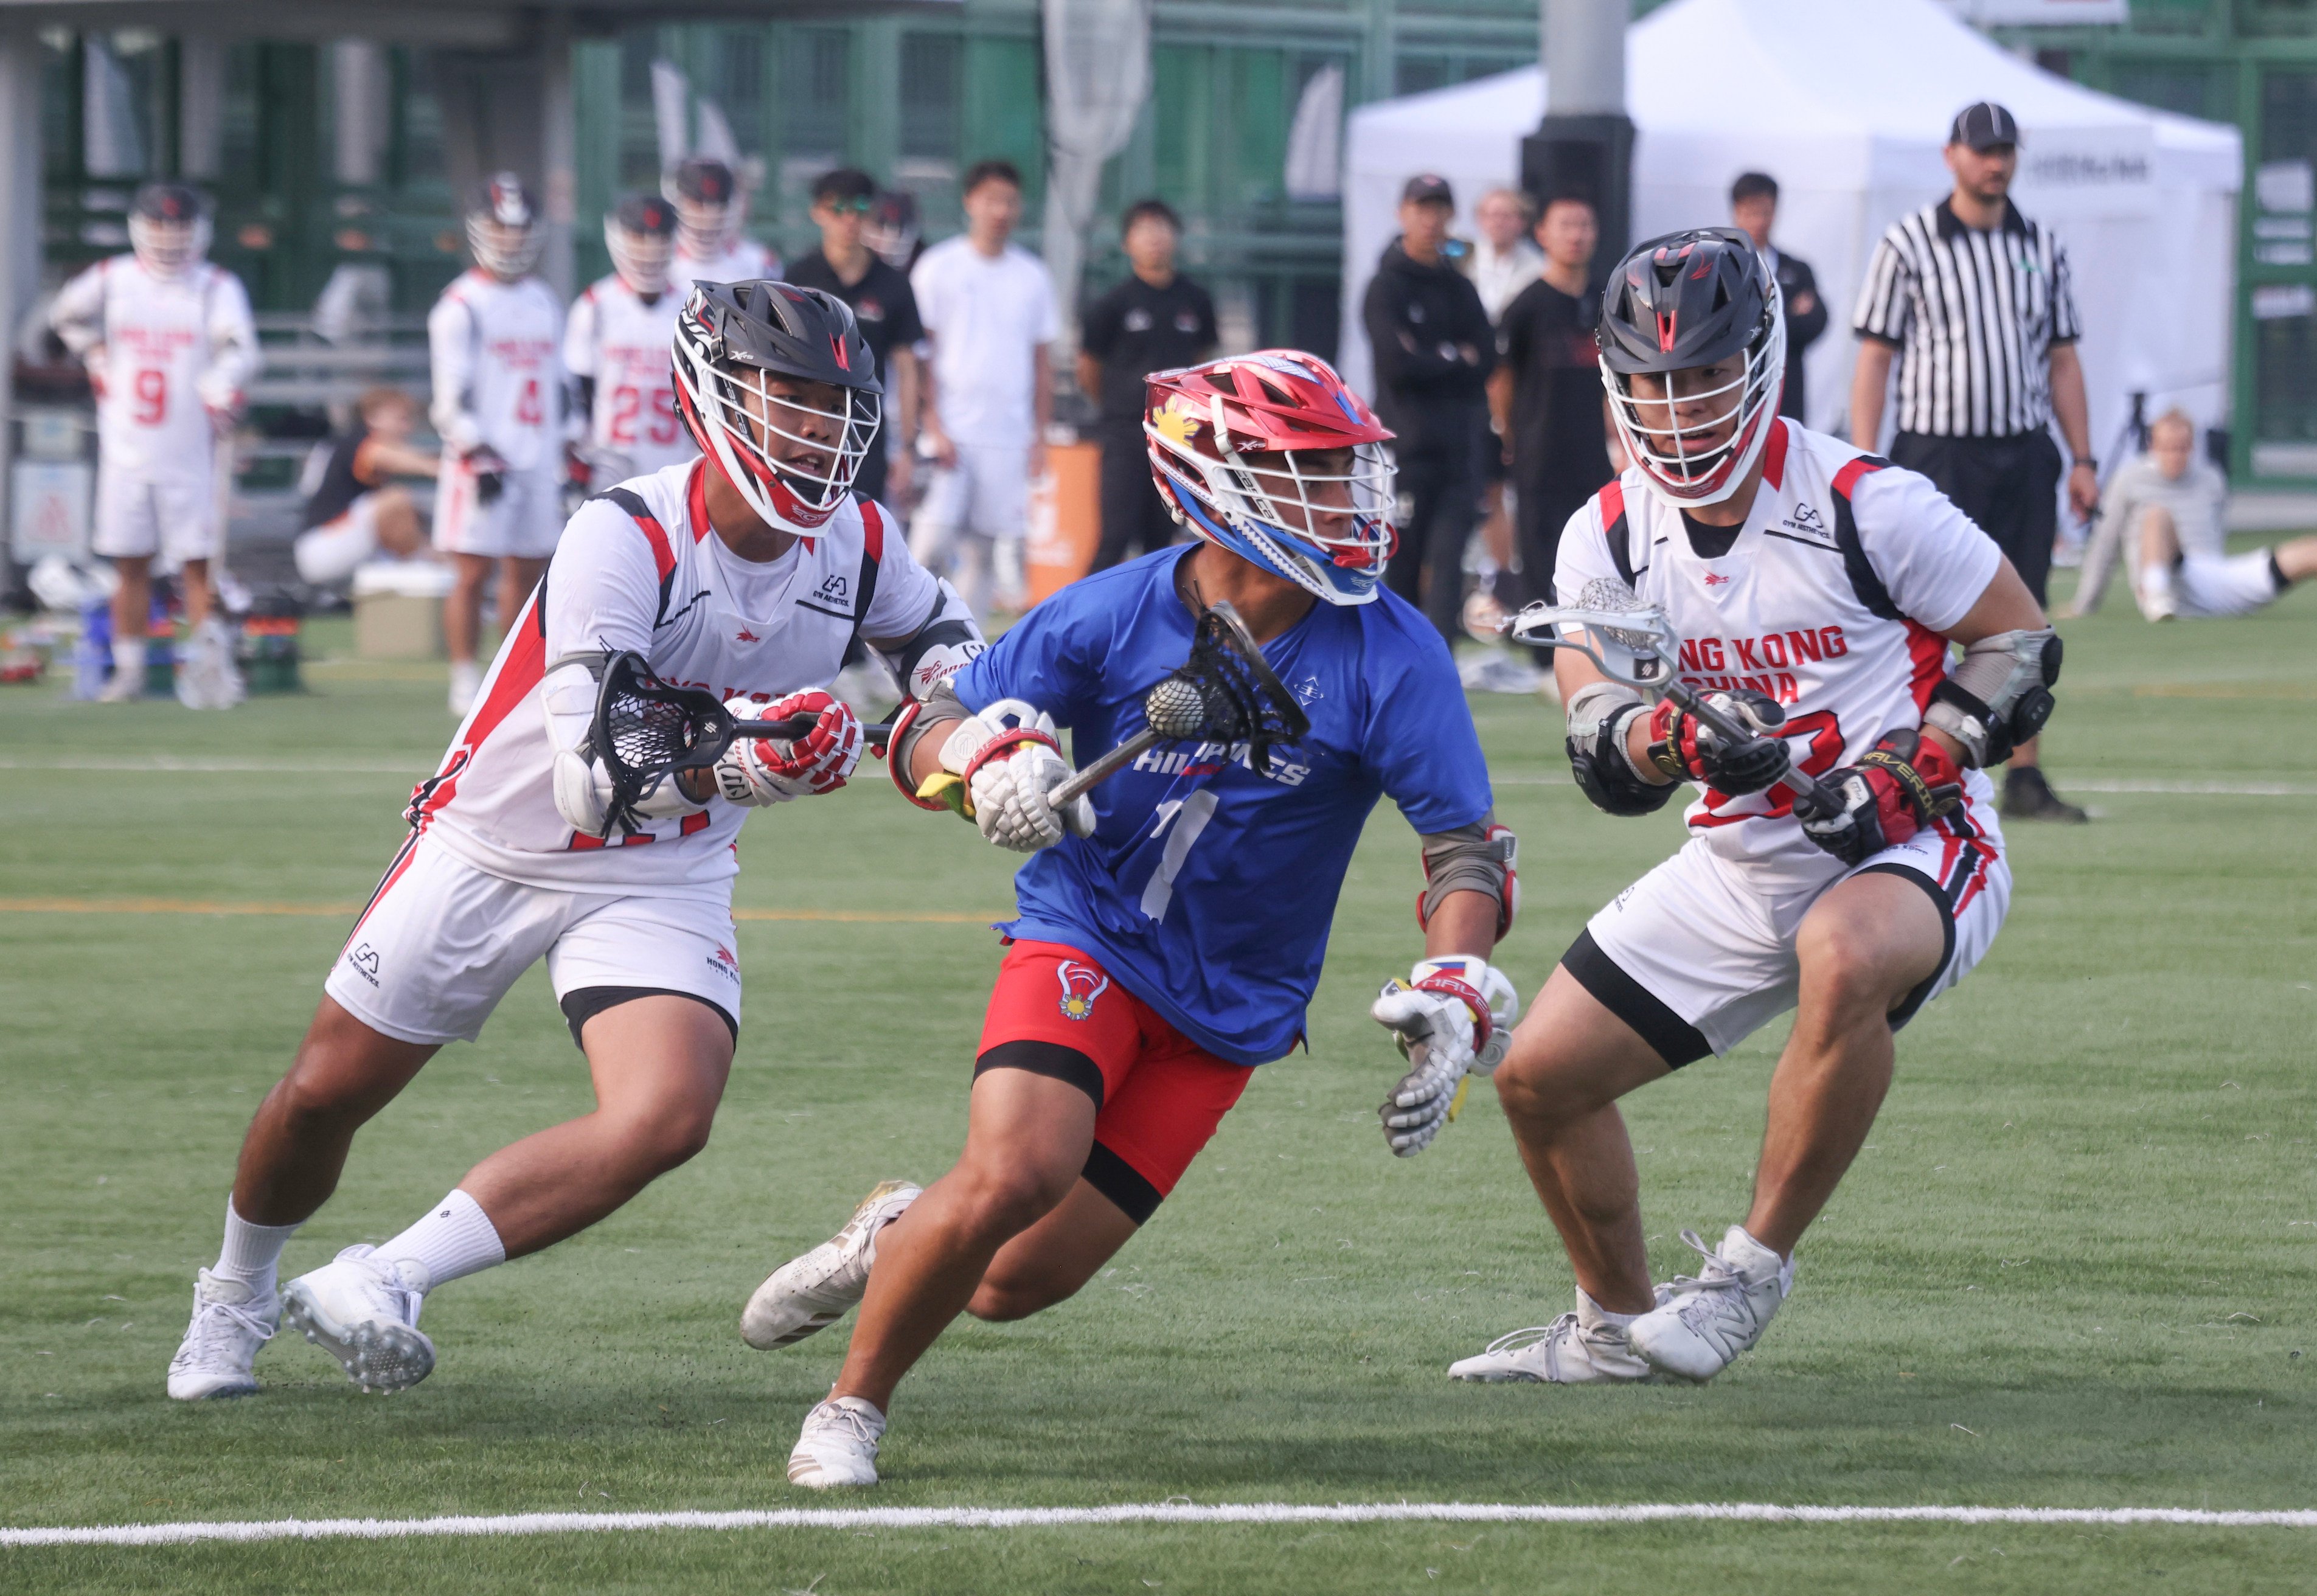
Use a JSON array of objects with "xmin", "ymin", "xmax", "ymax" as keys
[
  {"xmin": 1852, "ymin": 100, "xmax": 2098, "ymax": 823},
  {"xmin": 909, "ymin": 159, "xmax": 1060, "ymax": 618},
  {"xmin": 1079, "ymin": 198, "xmax": 1218, "ymax": 571},
  {"xmin": 1466, "ymin": 187, "xmax": 1543, "ymax": 323},
  {"xmin": 2076, "ymin": 408, "xmax": 2317, "ymax": 622},
  {"xmin": 787, "ymin": 168, "xmax": 926, "ymax": 509},
  {"xmin": 1364, "ymin": 173, "xmax": 1495, "ymax": 642},
  {"xmin": 1492, "ymin": 194, "xmax": 1614, "ymax": 630},
  {"xmin": 1729, "ymin": 172, "xmax": 1827, "ymax": 423},
  {"xmin": 293, "ymin": 387, "xmax": 440, "ymax": 586}
]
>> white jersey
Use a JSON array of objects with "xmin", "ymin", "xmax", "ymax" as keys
[
  {"xmin": 1556, "ymin": 420, "xmax": 2003, "ymax": 891},
  {"xmin": 409, "ymin": 460, "xmax": 940, "ymax": 897},
  {"xmin": 427, "ymin": 270, "xmax": 564, "ymax": 471},
  {"xmin": 669, "ymin": 236, "xmax": 780, "ymax": 295},
  {"xmin": 50, "ymin": 256, "xmax": 256, "ymax": 485},
  {"xmin": 564, "ymin": 274, "xmax": 695, "ymax": 476}
]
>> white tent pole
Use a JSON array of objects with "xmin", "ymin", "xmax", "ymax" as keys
[{"xmin": 1542, "ymin": 0, "xmax": 1623, "ymax": 117}]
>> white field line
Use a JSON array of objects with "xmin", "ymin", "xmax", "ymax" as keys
[
  {"xmin": 0, "ymin": 756, "xmax": 423, "ymax": 774},
  {"xmin": 1489, "ymin": 774, "xmax": 2317, "ymax": 797},
  {"xmin": 6, "ymin": 1501, "xmax": 2316, "ymax": 1548}
]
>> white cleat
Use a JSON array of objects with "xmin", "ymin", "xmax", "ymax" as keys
[
  {"xmin": 282, "ymin": 1244, "xmax": 436, "ymax": 1393},
  {"xmin": 447, "ymin": 661, "xmax": 482, "ymax": 716},
  {"xmin": 787, "ymin": 1396, "xmax": 886, "ymax": 1488},
  {"xmin": 1449, "ymin": 1289, "xmax": 1665, "ymax": 1384},
  {"xmin": 166, "ymin": 1269, "xmax": 279, "ymax": 1400},
  {"xmin": 742, "ymin": 1179, "xmax": 921, "ymax": 1350},
  {"xmin": 1626, "ymin": 1226, "xmax": 1793, "ymax": 1383},
  {"xmin": 176, "ymin": 618, "xmax": 245, "ymax": 710},
  {"xmin": 96, "ymin": 665, "xmax": 144, "ymax": 703}
]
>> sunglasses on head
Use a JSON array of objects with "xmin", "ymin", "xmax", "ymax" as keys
[{"xmin": 821, "ymin": 195, "xmax": 873, "ymax": 215}]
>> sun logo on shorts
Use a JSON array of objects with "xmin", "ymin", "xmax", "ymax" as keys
[{"xmin": 1056, "ymin": 960, "xmax": 1111, "ymax": 1021}]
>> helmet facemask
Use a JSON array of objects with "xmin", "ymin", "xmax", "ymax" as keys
[
  {"xmin": 1603, "ymin": 283, "xmax": 1785, "ymax": 508},
  {"xmin": 130, "ymin": 214, "xmax": 210, "ymax": 279},
  {"xmin": 467, "ymin": 216, "xmax": 541, "ymax": 280},
  {"xmin": 605, "ymin": 218, "xmax": 673, "ymax": 297},
  {"xmin": 676, "ymin": 356, "xmax": 880, "ymax": 532}
]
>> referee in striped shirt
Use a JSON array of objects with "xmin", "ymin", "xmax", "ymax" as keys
[{"xmin": 1850, "ymin": 101, "xmax": 2097, "ymax": 824}]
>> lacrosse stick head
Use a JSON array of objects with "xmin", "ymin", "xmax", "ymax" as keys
[
  {"xmin": 1148, "ymin": 600, "xmax": 1311, "ymax": 774},
  {"xmin": 592, "ymin": 652, "xmax": 734, "ymax": 834},
  {"xmin": 1504, "ymin": 578, "xmax": 1680, "ymax": 692}
]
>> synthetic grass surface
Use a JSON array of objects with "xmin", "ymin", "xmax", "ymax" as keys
[{"xmin": 2, "ymin": 567, "xmax": 2312, "ymax": 1593}]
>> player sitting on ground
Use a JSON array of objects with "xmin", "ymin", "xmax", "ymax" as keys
[
  {"xmin": 2071, "ymin": 408, "xmax": 2317, "ymax": 623},
  {"xmin": 741, "ymin": 351, "xmax": 1520, "ymax": 1488},
  {"xmin": 291, "ymin": 387, "xmax": 442, "ymax": 587},
  {"xmin": 1451, "ymin": 229, "xmax": 2058, "ymax": 1386},
  {"xmin": 164, "ymin": 280, "xmax": 979, "ymax": 1403}
]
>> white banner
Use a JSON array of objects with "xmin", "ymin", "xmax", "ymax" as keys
[{"xmin": 11, "ymin": 460, "xmax": 91, "ymax": 563}]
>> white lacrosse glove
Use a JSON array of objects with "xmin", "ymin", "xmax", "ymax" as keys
[
  {"xmin": 1372, "ymin": 956, "xmax": 1520, "ymax": 1157},
  {"xmin": 710, "ymin": 690, "xmax": 864, "ymax": 807},
  {"xmin": 939, "ymin": 697, "xmax": 1096, "ymax": 854}
]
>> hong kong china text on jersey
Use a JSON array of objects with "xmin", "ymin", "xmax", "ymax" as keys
[{"xmin": 1676, "ymin": 625, "xmax": 1852, "ymax": 705}]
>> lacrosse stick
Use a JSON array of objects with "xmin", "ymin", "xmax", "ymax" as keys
[
  {"xmin": 1506, "ymin": 577, "xmax": 1838, "ymax": 819},
  {"xmin": 592, "ymin": 650, "xmax": 896, "ymax": 834},
  {"xmin": 1046, "ymin": 600, "xmax": 1310, "ymax": 808}
]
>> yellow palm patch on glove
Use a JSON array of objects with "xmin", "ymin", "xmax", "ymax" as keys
[{"xmin": 916, "ymin": 771, "xmax": 976, "ymax": 821}]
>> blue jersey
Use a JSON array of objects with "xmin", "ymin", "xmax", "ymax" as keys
[{"xmin": 954, "ymin": 548, "xmax": 1493, "ymax": 1066}]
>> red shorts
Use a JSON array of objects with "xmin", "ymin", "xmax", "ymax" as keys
[{"xmin": 976, "ymin": 939, "xmax": 1254, "ymax": 1223}]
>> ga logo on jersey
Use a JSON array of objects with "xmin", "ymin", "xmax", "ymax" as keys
[{"xmin": 1055, "ymin": 960, "xmax": 1111, "ymax": 1021}]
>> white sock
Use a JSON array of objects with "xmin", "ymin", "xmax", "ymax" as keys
[
  {"xmin": 374, "ymin": 1188, "xmax": 506, "ymax": 1296},
  {"xmin": 2141, "ymin": 563, "xmax": 2174, "ymax": 599},
  {"xmin": 112, "ymin": 637, "xmax": 147, "ymax": 675},
  {"xmin": 1578, "ymin": 1288, "xmax": 1642, "ymax": 1329},
  {"xmin": 214, "ymin": 1199, "xmax": 302, "ymax": 1299}
]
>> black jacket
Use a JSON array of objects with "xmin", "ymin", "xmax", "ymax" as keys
[
  {"xmin": 1363, "ymin": 239, "xmax": 1494, "ymax": 437},
  {"xmin": 1771, "ymin": 248, "xmax": 1828, "ymax": 421}
]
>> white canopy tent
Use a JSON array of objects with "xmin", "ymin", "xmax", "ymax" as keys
[{"xmin": 1340, "ymin": 0, "xmax": 2242, "ymax": 463}]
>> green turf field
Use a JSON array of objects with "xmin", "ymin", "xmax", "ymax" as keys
[{"xmin": 2, "ymin": 565, "xmax": 2313, "ymax": 1594}]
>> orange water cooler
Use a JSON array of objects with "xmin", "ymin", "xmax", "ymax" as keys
[{"xmin": 1024, "ymin": 438, "xmax": 1102, "ymax": 605}]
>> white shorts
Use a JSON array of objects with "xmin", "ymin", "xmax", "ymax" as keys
[
  {"xmin": 432, "ymin": 458, "xmax": 563, "ymax": 560},
  {"xmin": 92, "ymin": 471, "xmax": 219, "ymax": 566},
  {"xmin": 324, "ymin": 831, "xmax": 743, "ymax": 1047},
  {"xmin": 1571, "ymin": 795, "xmax": 2010, "ymax": 1063},
  {"xmin": 2144, "ymin": 550, "xmax": 2282, "ymax": 620},
  {"xmin": 915, "ymin": 440, "xmax": 1032, "ymax": 540},
  {"xmin": 293, "ymin": 495, "xmax": 381, "ymax": 586}
]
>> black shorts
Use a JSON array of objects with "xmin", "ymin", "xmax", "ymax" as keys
[{"xmin": 1889, "ymin": 430, "xmax": 2062, "ymax": 605}]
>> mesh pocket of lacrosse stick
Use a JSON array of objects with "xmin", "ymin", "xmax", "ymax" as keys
[
  {"xmin": 1178, "ymin": 602, "xmax": 1311, "ymax": 768},
  {"xmin": 592, "ymin": 651, "xmax": 738, "ymax": 834}
]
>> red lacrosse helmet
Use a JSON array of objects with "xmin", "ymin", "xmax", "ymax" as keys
[{"xmin": 1143, "ymin": 351, "xmax": 1397, "ymax": 605}]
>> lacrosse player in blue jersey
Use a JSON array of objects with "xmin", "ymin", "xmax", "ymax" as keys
[{"xmin": 740, "ymin": 352, "xmax": 1524, "ymax": 1487}]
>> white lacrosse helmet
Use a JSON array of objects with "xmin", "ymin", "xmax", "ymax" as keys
[
  {"xmin": 466, "ymin": 173, "xmax": 542, "ymax": 280},
  {"xmin": 129, "ymin": 183, "xmax": 210, "ymax": 279},
  {"xmin": 605, "ymin": 192, "xmax": 677, "ymax": 298},
  {"xmin": 1597, "ymin": 227, "xmax": 1785, "ymax": 508},
  {"xmin": 671, "ymin": 280, "xmax": 881, "ymax": 532},
  {"xmin": 666, "ymin": 156, "xmax": 744, "ymax": 260}
]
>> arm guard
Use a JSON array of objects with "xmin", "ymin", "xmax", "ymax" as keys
[
  {"xmin": 886, "ymin": 676, "xmax": 971, "ymax": 810},
  {"xmin": 1415, "ymin": 816, "xmax": 1518, "ymax": 940},
  {"xmin": 1565, "ymin": 681, "xmax": 1677, "ymax": 817},
  {"xmin": 543, "ymin": 652, "xmax": 707, "ymax": 836},
  {"xmin": 870, "ymin": 579, "xmax": 984, "ymax": 703},
  {"xmin": 1925, "ymin": 628, "xmax": 2061, "ymax": 768}
]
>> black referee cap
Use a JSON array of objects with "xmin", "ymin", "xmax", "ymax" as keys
[{"xmin": 1949, "ymin": 102, "xmax": 2021, "ymax": 152}]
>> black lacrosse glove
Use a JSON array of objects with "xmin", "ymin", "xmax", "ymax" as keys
[
  {"xmin": 466, "ymin": 446, "xmax": 509, "ymax": 505},
  {"xmin": 1645, "ymin": 689, "xmax": 1791, "ymax": 794},
  {"xmin": 1799, "ymin": 729, "xmax": 1966, "ymax": 866}
]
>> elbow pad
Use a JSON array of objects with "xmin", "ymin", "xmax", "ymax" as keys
[
  {"xmin": 542, "ymin": 653, "xmax": 704, "ymax": 837},
  {"xmin": 886, "ymin": 678, "xmax": 972, "ymax": 810},
  {"xmin": 1565, "ymin": 681, "xmax": 1677, "ymax": 817},
  {"xmin": 1925, "ymin": 628, "xmax": 2062, "ymax": 768},
  {"xmin": 880, "ymin": 581, "xmax": 985, "ymax": 703},
  {"xmin": 1416, "ymin": 818, "xmax": 1519, "ymax": 939}
]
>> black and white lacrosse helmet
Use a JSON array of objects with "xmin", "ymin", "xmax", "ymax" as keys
[
  {"xmin": 1598, "ymin": 227, "xmax": 1785, "ymax": 507},
  {"xmin": 667, "ymin": 156, "xmax": 743, "ymax": 258},
  {"xmin": 466, "ymin": 173, "xmax": 542, "ymax": 280},
  {"xmin": 605, "ymin": 192, "xmax": 678, "ymax": 298},
  {"xmin": 672, "ymin": 280, "xmax": 880, "ymax": 532},
  {"xmin": 864, "ymin": 189, "xmax": 920, "ymax": 272},
  {"xmin": 129, "ymin": 182, "xmax": 210, "ymax": 279}
]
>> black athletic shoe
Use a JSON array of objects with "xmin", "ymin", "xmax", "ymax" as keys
[{"xmin": 2002, "ymin": 766, "xmax": 2089, "ymax": 824}]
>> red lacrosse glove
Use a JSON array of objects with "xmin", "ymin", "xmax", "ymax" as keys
[
  {"xmin": 1799, "ymin": 729, "xmax": 1965, "ymax": 866},
  {"xmin": 1644, "ymin": 689, "xmax": 1791, "ymax": 794},
  {"xmin": 712, "ymin": 690, "xmax": 864, "ymax": 805}
]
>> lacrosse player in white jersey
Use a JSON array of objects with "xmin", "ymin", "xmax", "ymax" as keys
[
  {"xmin": 430, "ymin": 173, "xmax": 568, "ymax": 715},
  {"xmin": 164, "ymin": 279, "xmax": 980, "ymax": 1402},
  {"xmin": 1451, "ymin": 229, "xmax": 2062, "ymax": 1387},
  {"xmin": 51, "ymin": 181, "xmax": 257, "ymax": 708},
  {"xmin": 566, "ymin": 192, "xmax": 696, "ymax": 493},
  {"xmin": 665, "ymin": 156, "xmax": 780, "ymax": 294}
]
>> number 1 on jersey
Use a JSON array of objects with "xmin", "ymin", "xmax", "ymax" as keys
[{"xmin": 1139, "ymin": 790, "xmax": 1218, "ymax": 921}]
